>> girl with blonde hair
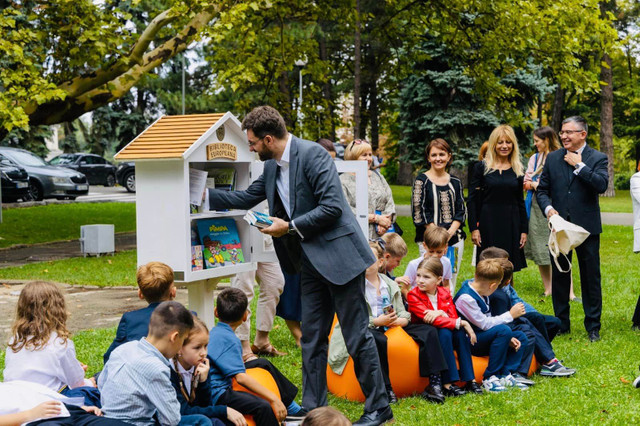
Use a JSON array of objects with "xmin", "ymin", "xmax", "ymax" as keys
[
  {"xmin": 467, "ymin": 125, "xmax": 528, "ymax": 271},
  {"xmin": 4, "ymin": 281, "xmax": 99, "ymax": 406}
]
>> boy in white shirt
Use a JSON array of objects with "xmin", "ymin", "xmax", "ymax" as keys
[{"xmin": 401, "ymin": 227, "xmax": 453, "ymax": 297}]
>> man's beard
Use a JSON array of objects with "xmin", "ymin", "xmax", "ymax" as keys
[{"xmin": 258, "ymin": 149, "xmax": 273, "ymax": 161}]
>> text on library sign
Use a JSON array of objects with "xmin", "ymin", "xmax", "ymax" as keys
[{"xmin": 207, "ymin": 143, "xmax": 237, "ymax": 161}]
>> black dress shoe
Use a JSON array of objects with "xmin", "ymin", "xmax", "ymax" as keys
[
  {"xmin": 353, "ymin": 405, "xmax": 394, "ymax": 426},
  {"xmin": 464, "ymin": 381, "xmax": 484, "ymax": 394},
  {"xmin": 588, "ymin": 329, "xmax": 601, "ymax": 342},
  {"xmin": 421, "ymin": 384, "xmax": 445, "ymax": 404},
  {"xmin": 443, "ymin": 384, "xmax": 466, "ymax": 397}
]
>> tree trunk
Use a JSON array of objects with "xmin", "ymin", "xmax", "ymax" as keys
[
  {"xmin": 396, "ymin": 143, "xmax": 414, "ymax": 185},
  {"xmin": 600, "ymin": 52, "xmax": 615, "ymax": 197},
  {"xmin": 370, "ymin": 78, "xmax": 379, "ymax": 150},
  {"xmin": 551, "ymin": 84, "xmax": 565, "ymax": 132},
  {"xmin": 317, "ymin": 27, "xmax": 336, "ymax": 141},
  {"xmin": 353, "ymin": 0, "xmax": 361, "ymax": 139}
]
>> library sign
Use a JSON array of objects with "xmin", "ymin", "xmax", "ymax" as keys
[{"xmin": 206, "ymin": 143, "xmax": 237, "ymax": 161}]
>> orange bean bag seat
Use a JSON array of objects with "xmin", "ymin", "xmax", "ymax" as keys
[
  {"xmin": 327, "ymin": 320, "xmax": 539, "ymax": 402},
  {"xmin": 232, "ymin": 367, "xmax": 281, "ymax": 426}
]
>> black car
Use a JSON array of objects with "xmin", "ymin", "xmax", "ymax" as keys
[
  {"xmin": 0, "ymin": 147, "xmax": 89, "ymax": 201},
  {"xmin": 48, "ymin": 153, "xmax": 117, "ymax": 186},
  {"xmin": 0, "ymin": 153, "xmax": 30, "ymax": 202},
  {"xmin": 115, "ymin": 161, "xmax": 135, "ymax": 193}
]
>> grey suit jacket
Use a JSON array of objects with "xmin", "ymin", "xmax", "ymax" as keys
[
  {"xmin": 536, "ymin": 145, "xmax": 608, "ymax": 235},
  {"xmin": 209, "ymin": 135, "xmax": 375, "ymax": 285}
]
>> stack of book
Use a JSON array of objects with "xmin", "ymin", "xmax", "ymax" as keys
[{"xmin": 243, "ymin": 210, "xmax": 273, "ymax": 229}]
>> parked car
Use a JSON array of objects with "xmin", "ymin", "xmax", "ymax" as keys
[
  {"xmin": 0, "ymin": 147, "xmax": 89, "ymax": 201},
  {"xmin": 0, "ymin": 153, "xmax": 30, "ymax": 202},
  {"xmin": 48, "ymin": 153, "xmax": 117, "ymax": 186},
  {"xmin": 116, "ymin": 161, "xmax": 135, "ymax": 193}
]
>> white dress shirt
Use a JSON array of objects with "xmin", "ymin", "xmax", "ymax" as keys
[
  {"xmin": 454, "ymin": 284, "xmax": 513, "ymax": 331},
  {"xmin": 0, "ymin": 380, "xmax": 78, "ymax": 419},
  {"xmin": 544, "ymin": 143, "xmax": 586, "ymax": 216},
  {"xmin": 4, "ymin": 332, "xmax": 90, "ymax": 392},
  {"xmin": 365, "ymin": 274, "xmax": 391, "ymax": 317},
  {"xmin": 275, "ymin": 133, "xmax": 304, "ymax": 239}
]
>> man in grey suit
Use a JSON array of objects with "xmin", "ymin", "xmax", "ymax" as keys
[
  {"xmin": 209, "ymin": 106, "xmax": 392, "ymax": 426},
  {"xmin": 536, "ymin": 116, "xmax": 609, "ymax": 342}
]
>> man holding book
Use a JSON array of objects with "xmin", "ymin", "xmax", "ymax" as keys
[{"xmin": 208, "ymin": 106, "xmax": 392, "ymax": 426}]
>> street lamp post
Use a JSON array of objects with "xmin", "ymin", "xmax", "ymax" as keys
[{"xmin": 294, "ymin": 59, "xmax": 307, "ymax": 136}]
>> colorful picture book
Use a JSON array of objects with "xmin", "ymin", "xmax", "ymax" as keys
[
  {"xmin": 208, "ymin": 168, "xmax": 236, "ymax": 191},
  {"xmin": 191, "ymin": 245, "xmax": 204, "ymax": 271},
  {"xmin": 196, "ymin": 218, "xmax": 244, "ymax": 268},
  {"xmin": 243, "ymin": 210, "xmax": 273, "ymax": 229}
]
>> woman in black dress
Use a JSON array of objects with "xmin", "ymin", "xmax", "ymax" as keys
[{"xmin": 467, "ymin": 125, "xmax": 528, "ymax": 271}]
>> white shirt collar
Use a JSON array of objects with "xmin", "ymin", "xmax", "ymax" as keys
[
  {"xmin": 574, "ymin": 143, "xmax": 586, "ymax": 154},
  {"xmin": 276, "ymin": 133, "xmax": 292, "ymax": 167}
]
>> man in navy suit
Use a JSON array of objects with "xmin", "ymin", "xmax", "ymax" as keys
[
  {"xmin": 208, "ymin": 106, "xmax": 392, "ymax": 426},
  {"xmin": 536, "ymin": 116, "xmax": 609, "ymax": 342}
]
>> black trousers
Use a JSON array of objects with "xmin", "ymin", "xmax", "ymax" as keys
[
  {"xmin": 300, "ymin": 256, "xmax": 388, "ymax": 412},
  {"xmin": 551, "ymin": 234, "xmax": 602, "ymax": 333},
  {"xmin": 244, "ymin": 357, "xmax": 298, "ymax": 406},
  {"xmin": 31, "ymin": 405, "xmax": 132, "ymax": 426},
  {"xmin": 217, "ymin": 388, "xmax": 278, "ymax": 426},
  {"xmin": 369, "ymin": 328, "xmax": 392, "ymax": 390},
  {"xmin": 633, "ymin": 296, "xmax": 640, "ymax": 327}
]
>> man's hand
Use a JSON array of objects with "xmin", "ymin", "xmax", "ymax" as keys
[
  {"xmin": 509, "ymin": 337, "xmax": 521, "ymax": 351},
  {"xmin": 195, "ymin": 358, "xmax": 210, "ymax": 383},
  {"xmin": 471, "ymin": 230, "xmax": 482, "ymax": 246},
  {"xmin": 509, "ymin": 302, "xmax": 526, "ymax": 319},
  {"xmin": 564, "ymin": 151, "xmax": 582, "ymax": 167},
  {"xmin": 547, "ymin": 208, "xmax": 559, "ymax": 219},
  {"xmin": 227, "ymin": 407, "xmax": 248, "ymax": 426},
  {"xmin": 270, "ymin": 399, "xmax": 287, "ymax": 422},
  {"xmin": 259, "ymin": 217, "xmax": 289, "ymax": 238}
]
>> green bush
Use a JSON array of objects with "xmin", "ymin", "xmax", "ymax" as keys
[{"xmin": 615, "ymin": 172, "xmax": 631, "ymax": 190}]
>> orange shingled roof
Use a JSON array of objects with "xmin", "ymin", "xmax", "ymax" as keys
[{"xmin": 115, "ymin": 113, "xmax": 226, "ymax": 160}]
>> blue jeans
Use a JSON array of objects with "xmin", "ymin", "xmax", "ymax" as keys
[
  {"xmin": 179, "ymin": 414, "xmax": 213, "ymax": 426},
  {"xmin": 471, "ymin": 325, "xmax": 526, "ymax": 379},
  {"xmin": 438, "ymin": 327, "xmax": 475, "ymax": 383}
]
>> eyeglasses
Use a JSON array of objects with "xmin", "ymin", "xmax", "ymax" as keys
[
  {"xmin": 369, "ymin": 238, "xmax": 386, "ymax": 251},
  {"xmin": 558, "ymin": 130, "xmax": 584, "ymax": 136},
  {"xmin": 248, "ymin": 137, "xmax": 264, "ymax": 147}
]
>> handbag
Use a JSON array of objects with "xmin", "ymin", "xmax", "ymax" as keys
[{"xmin": 547, "ymin": 214, "xmax": 590, "ymax": 272}]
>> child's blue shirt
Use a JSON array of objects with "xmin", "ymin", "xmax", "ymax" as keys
[
  {"xmin": 501, "ymin": 286, "xmax": 537, "ymax": 314},
  {"xmin": 207, "ymin": 322, "xmax": 246, "ymax": 404}
]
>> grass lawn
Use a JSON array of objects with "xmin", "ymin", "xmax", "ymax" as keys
[
  {"xmin": 391, "ymin": 185, "xmax": 632, "ymax": 213},
  {"xmin": 0, "ymin": 203, "xmax": 136, "ymax": 248},
  {"xmin": 2, "ymin": 216, "xmax": 640, "ymax": 423}
]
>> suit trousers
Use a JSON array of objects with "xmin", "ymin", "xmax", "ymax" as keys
[
  {"xmin": 471, "ymin": 325, "xmax": 525, "ymax": 379},
  {"xmin": 232, "ymin": 262, "xmax": 285, "ymax": 341},
  {"xmin": 523, "ymin": 311, "xmax": 561, "ymax": 343},
  {"xmin": 300, "ymin": 255, "xmax": 388, "ymax": 412},
  {"xmin": 633, "ymin": 295, "xmax": 640, "ymax": 327},
  {"xmin": 550, "ymin": 234, "xmax": 602, "ymax": 333}
]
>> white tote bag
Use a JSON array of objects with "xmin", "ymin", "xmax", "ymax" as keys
[{"xmin": 548, "ymin": 214, "xmax": 590, "ymax": 272}]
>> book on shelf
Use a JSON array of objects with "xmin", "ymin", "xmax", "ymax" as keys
[
  {"xmin": 243, "ymin": 210, "xmax": 273, "ymax": 229},
  {"xmin": 208, "ymin": 168, "xmax": 236, "ymax": 191},
  {"xmin": 191, "ymin": 245, "xmax": 204, "ymax": 271},
  {"xmin": 196, "ymin": 218, "xmax": 245, "ymax": 268}
]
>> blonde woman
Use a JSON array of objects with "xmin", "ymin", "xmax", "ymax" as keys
[
  {"xmin": 340, "ymin": 139, "xmax": 396, "ymax": 239},
  {"xmin": 467, "ymin": 125, "xmax": 528, "ymax": 271}
]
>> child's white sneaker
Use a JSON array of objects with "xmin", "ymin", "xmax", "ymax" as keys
[
  {"xmin": 501, "ymin": 374, "xmax": 529, "ymax": 390},
  {"xmin": 482, "ymin": 375, "xmax": 507, "ymax": 392}
]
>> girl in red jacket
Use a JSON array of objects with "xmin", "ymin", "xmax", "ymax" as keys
[{"xmin": 407, "ymin": 257, "xmax": 483, "ymax": 396}]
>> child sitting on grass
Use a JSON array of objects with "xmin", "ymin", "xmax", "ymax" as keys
[
  {"xmin": 4, "ymin": 281, "xmax": 99, "ymax": 406},
  {"xmin": 103, "ymin": 261, "xmax": 177, "ymax": 363},
  {"xmin": 484, "ymin": 254, "xmax": 575, "ymax": 378},
  {"xmin": 453, "ymin": 260, "xmax": 530, "ymax": 392},
  {"xmin": 407, "ymin": 257, "xmax": 483, "ymax": 396},
  {"xmin": 208, "ymin": 288, "xmax": 304, "ymax": 426},
  {"xmin": 402, "ymin": 227, "xmax": 454, "ymax": 296},
  {"xmin": 329, "ymin": 241, "xmax": 448, "ymax": 404},
  {"xmin": 171, "ymin": 315, "xmax": 246, "ymax": 426},
  {"xmin": 99, "ymin": 301, "xmax": 211, "ymax": 426}
]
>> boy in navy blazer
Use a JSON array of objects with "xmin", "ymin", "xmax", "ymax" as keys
[{"xmin": 103, "ymin": 261, "xmax": 177, "ymax": 363}]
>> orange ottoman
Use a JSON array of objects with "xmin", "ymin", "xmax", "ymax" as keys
[{"xmin": 232, "ymin": 367, "xmax": 281, "ymax": 426}]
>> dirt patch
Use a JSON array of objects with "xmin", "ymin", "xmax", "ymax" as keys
[{"xmin": 0, "ymin": 281, "xmax": 188, "ymax": 347}]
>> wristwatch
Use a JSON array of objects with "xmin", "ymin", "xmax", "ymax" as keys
[{"xmin": 288, "ymin": 222, "xmax": 296, "ymax": 235}]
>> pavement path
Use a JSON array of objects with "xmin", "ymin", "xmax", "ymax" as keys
[{"xmin": 394, "ymin": 205, "xmax": 633, "ymax": 226}]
